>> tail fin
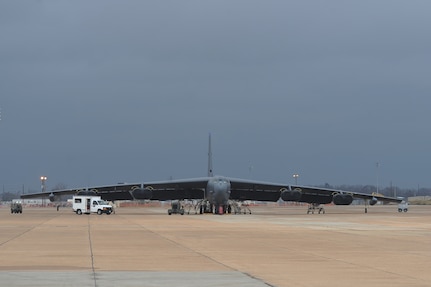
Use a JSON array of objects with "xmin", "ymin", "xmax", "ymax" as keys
[{"xmin": 208, "ymin": 133, "xmax": 213, "ymax": 177}]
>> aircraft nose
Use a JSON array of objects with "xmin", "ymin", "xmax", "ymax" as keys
[{"xmin": 214, "ymin": 183, "xmax": 230, "ymax": 203}]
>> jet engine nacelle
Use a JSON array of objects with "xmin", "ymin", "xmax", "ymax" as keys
[
  {"xmin": 132, "ymin": 187, "xmax": 153, "ymax": 200},
  {"xmin": 281, "ymin": 189, "xmax": 302, "ymax": 202},
  {"xmin": 49, "ymin": 193, "xmax": 55, "ymax": 202},
  {"xmin": 333, "ymin": 194, "xmax": 353, "ymax": 205},
  {"xmin": 369, "ymin": 197, "xmax": 378, "ymax": 206}
]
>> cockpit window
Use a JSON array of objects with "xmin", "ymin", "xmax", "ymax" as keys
[{"xmin": 215, "ymin": 178, "xmax": 228, "ymax": 184}]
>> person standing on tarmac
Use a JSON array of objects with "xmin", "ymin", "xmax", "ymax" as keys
[{"xmin": 108, "ymin": 201, "xmax": 116, "ymax": 214}]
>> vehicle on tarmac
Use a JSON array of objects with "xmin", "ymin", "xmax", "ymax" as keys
[
  {"xmin": 398, "ymin": 200, "xmax": 408, "ymax": 212},
  {"xmin": 72, "ymin": 195, "xmax": 112, "ymax": 215},
  {"xmin": 168, "ymin": 201, "xmax": 185, "ymax": 215},
  {"xmin": 11, "ymin": 200, "xmax": 23, "ymax": 214}
]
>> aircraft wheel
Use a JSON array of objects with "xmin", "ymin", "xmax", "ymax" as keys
[{"xmin": 404, "ymin": 209, "xmax": 408, "ymax": 212}]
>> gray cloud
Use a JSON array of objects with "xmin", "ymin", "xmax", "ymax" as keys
[{"xmin": 1, "ymin": 0, "xmax": 430, "ymax": 192}]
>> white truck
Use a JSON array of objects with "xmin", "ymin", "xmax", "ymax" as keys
[
  {"xmin": 72, "ymin": 195, "xmax": 113, "ymax": 215},
  {"xmin": 398, "ymin": 200, "xmax": 409, "ymax": 212}
]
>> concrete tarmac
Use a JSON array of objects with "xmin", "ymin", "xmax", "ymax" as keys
[{"xmin": 0, "ymin": 204, "xmax": 430, "ymax": 287}]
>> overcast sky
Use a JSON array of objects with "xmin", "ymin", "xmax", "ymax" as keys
[{"xmin": 1, "ymin": 1, "xmax": 430, "ymax": 192}]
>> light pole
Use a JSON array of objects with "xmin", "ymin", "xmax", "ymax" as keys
[
  {"xmin": 293, "ymin": 173, "xmax": 299, "ymax": 185},
  {"xmin": 376, "ymin": 162, "xmax": 379, "ymax": 194},
  {"xmin": 40, "ymin": 176, "xmax": 47, "ymax": 192},
  {"xmin": 40, "ymin": 176, "xmax": 47, "ymax": 206}
]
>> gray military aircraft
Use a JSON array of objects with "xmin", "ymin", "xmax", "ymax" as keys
[{"xmin": 21, "ymin": 135, "xmax": 401, "ymax": 214}]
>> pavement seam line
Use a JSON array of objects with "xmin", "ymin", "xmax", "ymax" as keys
[
  {"xmin": 0, "ymin": 213, "xmax": 62, "ymax": 247},
  {"xmin": 119, "ymin": 214, "xmax": 275, "ymax": 287},
  {"xmin": 87, "ymin": 216, "xmax": 97, "ymax": 287},
  {"xmin": 280, "ymin": 231, "xmax": 427, "ymax": 283}
]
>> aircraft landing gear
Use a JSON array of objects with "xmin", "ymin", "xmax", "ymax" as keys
[
  {"xmin": 364, "ymin": 201, "xmax": 369, "ymax": 214},
  {"xmin": 228, "ymin": 200, "xmax": 252, "ymax": 214},
  {"xmin": 307, "ymin": 203, "xmax": 325, "ymax": 214},
  {"xmin": 193, "ymin": 200, "xmax": 214, "ymax": 214},
  {"xmin": 184, "ymin": 200, "xmax": 252, "ymax": 215}
]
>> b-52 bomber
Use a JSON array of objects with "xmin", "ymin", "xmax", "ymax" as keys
[{"xmin": 21, "ymin": 135, "xmax": 401, "ymax": 214}]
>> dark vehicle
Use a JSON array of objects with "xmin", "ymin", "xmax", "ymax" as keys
[
  {"xmin": 11, "ymin": 202, "xmax": 23, "ymax": 214},
  {"xmin": 168, "ymin": 201, "xmax": 184, "ymax": 215}
]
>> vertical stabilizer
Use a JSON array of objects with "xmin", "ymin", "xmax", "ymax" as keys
[{"xmin": 208, "ymin": 133, "xmax": 213, "ymax": 177}]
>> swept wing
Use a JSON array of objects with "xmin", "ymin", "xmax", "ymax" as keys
[{"xmin": 21, "ymin": 179, "xmax": 401, "ymax": 205}]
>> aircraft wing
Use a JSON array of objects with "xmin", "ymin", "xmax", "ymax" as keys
[
  {"xmin": 20, "ymin": 183, "xmax": 144, "ymax": 201},
  {"xmin": 228, "ymin": 178, "xmax": 287, "ymax": 201},
  {"xmin": 229, "ymin": 179, "xmax": 335, "ymax": 203},
  {"xmin": 21, "ymin": 178, "xmax": 402, "ymax": 206},
  {"xmin": 342, "ymin": 190, "xmax": 402, "ymax": 203},
  {"xmin": 228, "ymin": 178, "xmax": 402, "ymax": 204},
  {"xmin": 289, "ymin": 185, "xmax": 402, "ymax": 204},
  {"xmin": 100, "ymin": 178, "xmax": 210, "ymax": 201},
  {"xmin": 21, "ymin": 178, "xmax": 211, "ymax": 202}
]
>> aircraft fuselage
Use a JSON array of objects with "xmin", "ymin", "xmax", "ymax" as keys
[{"xmin": 206, "ymin": 176, "xmax": 231, "ymax": 207}]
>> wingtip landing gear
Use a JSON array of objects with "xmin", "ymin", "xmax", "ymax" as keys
[{"xmin": 364, "ymin": 200, "xmax": 369, "ymax": 213}]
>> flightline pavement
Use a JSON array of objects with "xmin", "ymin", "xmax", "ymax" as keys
[{"xmin": 0, "ymin": 204, "xmax": 430, "ymax": 287}]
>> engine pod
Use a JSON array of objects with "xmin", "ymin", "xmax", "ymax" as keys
[
  {"xmin": 333, "ymin": 194, "xmax": 353, "ymax": 205},
  {"xmin": 281, "ymin": 189, "xmax": 302, "ymax": 201},
  {"xmin": 132, "ymin": 188, "xmax": 153, "ymax": 200}
]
